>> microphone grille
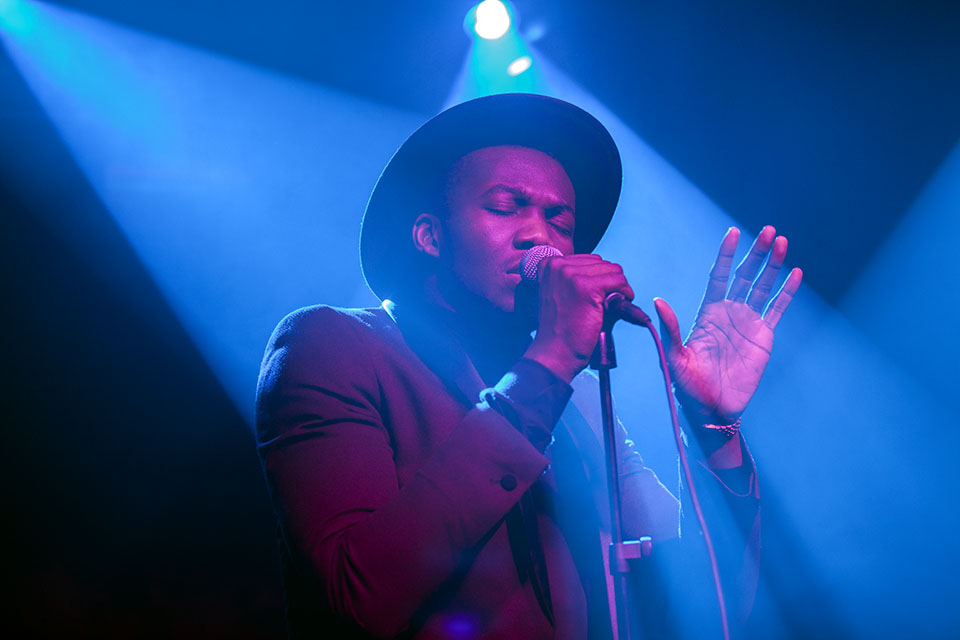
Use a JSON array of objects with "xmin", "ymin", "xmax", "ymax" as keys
[{"xmin": 520, "ymin": 245, "xmax": 563, "ymax": 282}]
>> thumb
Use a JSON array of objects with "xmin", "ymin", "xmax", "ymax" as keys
[{"xmin": 653, "ymin": 297, "xmax": 684, "ymax": 358}]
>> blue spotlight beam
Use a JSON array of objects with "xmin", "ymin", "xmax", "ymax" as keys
[
  {"xmin": 489, "ymin": 48, "xmax": 959, "ymax": 637},
  {"xmin": 0, "ymin": 0, "xmax": 425, "ymax": 421}
]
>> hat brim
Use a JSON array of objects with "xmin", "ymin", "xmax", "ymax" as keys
[{"xmin": 360, "ymin": 93, "xmax": 622, "ymax": 302}]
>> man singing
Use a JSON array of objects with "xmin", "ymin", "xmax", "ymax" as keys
[{"xmin": 255, "ymin": 93, "xmax": 801, "ymax": 639}]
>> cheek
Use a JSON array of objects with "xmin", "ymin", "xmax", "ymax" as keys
[
  {"xmin": 454, "ymin": 242, "xmax": 500, "ymax": 287},
  {"xmin": 443, "ymin": 226, "xmax": 491, "ymax": 282},
  {"xmin": 448, "ymin": 217, "xmax": 507, "ymax": 260},
  {"xmin": 451, "ymin": 240, "xmax": 510, "ymax": 295},
  {"xmin": 556, "ymin": 235, "xmax": 576, "ymax": 256}
]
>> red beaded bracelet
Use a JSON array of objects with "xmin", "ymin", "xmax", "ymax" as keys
[{"xmin": 701, "ymin": 416, "xmax": 742, "ymax": 438}]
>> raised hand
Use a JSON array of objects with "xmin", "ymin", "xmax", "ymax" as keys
[{"xmin": 653, "ymin": 226, "xmax": 802, "ymax": 424}]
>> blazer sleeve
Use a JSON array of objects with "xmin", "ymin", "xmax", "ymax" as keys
[
  {"xmin": 255, "ymin": 307, "xmax": 553, "ymax": 638},
  {"xmin": 684, "ymin": 432, "xmax": 762, "ymax": 633}
]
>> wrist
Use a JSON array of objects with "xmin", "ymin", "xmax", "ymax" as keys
[
  {"xmin": 523, "ymin": 340, "xmax": 585, "ymax": 384},
  {"xmin": 679, "ymin": 402, "xmax": 744, "ymax": 467},
  {"xmin": 482, "ymin": 359, "xmax": 574, "ymax": 452},
  {"xmin": 679, "ymin": 397, "xmax": 741, "ymax": 428},
  {"xmin": 698, "ymin": 431, "xmax": 744, "ymax": 469},
  {"xmin": 699, "ymin": 415, "xmax": 742, "ymax": 438}
]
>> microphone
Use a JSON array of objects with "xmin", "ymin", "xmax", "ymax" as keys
[
  {"xmin": 603, "ymin": 292, "xmax": 652, "ymax": 327},
  {"xmin": 519, "ymin": 245, "xmax": 651, "ymax": 327}
]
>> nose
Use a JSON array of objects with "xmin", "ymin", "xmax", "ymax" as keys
[{"xmin": 513, "ymin": 209, "xmax": 552, "ymax": 250}]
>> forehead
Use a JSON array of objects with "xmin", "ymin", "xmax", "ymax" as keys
[{"xmin": 444, "ymin": 145, "xmax": 575, "ymax": 204}]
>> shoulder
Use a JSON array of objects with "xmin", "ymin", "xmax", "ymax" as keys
[
  {"xmin": 267, "ymin": 304, "xmax": 392, "ymax": 349},
  {"xmin": 259, "ymin": 304, "xmax": 395, "ymax": 387},
  {"xmin": 256, "ymin": 305, "xmax": 394, "ymax": 446},
  {"xmin": 263, "ymin": 304, "xmax": 403, "ymax": 364}
]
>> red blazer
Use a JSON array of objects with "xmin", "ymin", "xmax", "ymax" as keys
[{"xmin": 256, "ymin": 304, "xmax": 757, "ymax": 638}]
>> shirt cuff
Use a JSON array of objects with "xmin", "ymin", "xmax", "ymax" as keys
[{"xmin": 479, "ymin": 358, "xmax": 573, "ymax": 452}]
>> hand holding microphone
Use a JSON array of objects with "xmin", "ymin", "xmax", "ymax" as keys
[{"xmin": 520, "ymin": 245, "xmax": 646, "ymax": 382}]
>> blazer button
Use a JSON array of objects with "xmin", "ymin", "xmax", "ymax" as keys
[{"xmin": 500, "ymin": 475, "xmax": 518, "ymax": 491}]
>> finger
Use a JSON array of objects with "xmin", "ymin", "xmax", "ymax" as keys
[
  {"xmin": 727, "ymin": 226, "xmax": 776, "ymax": 302},
  {"xmin": 746, "ymin": 235, "xmax": 788, "ymax": 312},
  {"xmin": 564, "ymin": 254, "xmax": 605, "ymax": 262},
  {"xmin": 701, "ymin": 227, "xmax": 740, "ymax": 306},
  {"xmin": 536, "ymin": 254, "xmax": 609, "ymax": 283},
  {"xmin": 551, "ymin": 258, "xmax": 632, "ymax": 287},
  {"xmin": 576, "ymin": 272, "xmax": 635, "ymax": 302},
  {"xmin": 544, "ymin": 259, "xmax": 635, "ymax": 301},
  {"xmin": 537, "ymin": 254, "xmax": 602, "ymax": 277},
  {"xmin": 550, "ymin": 261, "xmax": 628, "ymax": 282},
  {"xmin": 653, "ymin": 297, "xmax": 683, "ymax": 358},
  {"xmin": 536, "ymin": 253, "xmax": 602, "ymax": 271},
  {"xmin": 763, "ymin": 268, "xmax": 803, "ymax": 329}
]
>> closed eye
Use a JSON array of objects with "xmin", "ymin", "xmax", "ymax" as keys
[
  {"xmin": 546, "ymin": 207, "xmax": 575, "ymax": 235},
  {"xmin": 550, "ymin": 222, "xmax": 574, "ymax": 236}
]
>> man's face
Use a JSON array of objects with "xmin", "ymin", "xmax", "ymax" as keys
[{"xmin": 435, "ymin": 145, "xmax": 576, "ymax": 314}]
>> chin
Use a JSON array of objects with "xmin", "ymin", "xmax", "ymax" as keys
[
  {"xmin": 492, "ymin": 291, "xmax": 516, "ymax": 313},
  {"xmin": 482, "ymin": 295, "xmax": 516, "ymax": 316}
]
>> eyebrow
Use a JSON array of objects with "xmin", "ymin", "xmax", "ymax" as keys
[{"xmin": 481, "ymin": 184, "xmax": 574, "ymax": 213}]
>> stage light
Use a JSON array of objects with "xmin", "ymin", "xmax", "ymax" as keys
[
  {"xmin": 473, "ymin": 0, "xmax": 510, "ymax": 40},
  {"xmin": 506, "ymin": 55, "xmax": 531, "ymax": 76},
  {"xmin": 452, "ymin": 0, "xmax": 545, "ymax": 101}
]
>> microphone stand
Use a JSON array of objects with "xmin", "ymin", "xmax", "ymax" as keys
[{"xmin": 590, "ymin": 305, "xmax": 653, "ymax": 640}]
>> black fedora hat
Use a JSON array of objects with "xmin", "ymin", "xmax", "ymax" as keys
[{"xmin": 360, "ymin": 93, "xmax": 622, "ymax": 302}]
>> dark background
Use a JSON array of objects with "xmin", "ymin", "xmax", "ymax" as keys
[{"xmin": 3, "ymin": 1, "xmax": 959, "ymax": 637}]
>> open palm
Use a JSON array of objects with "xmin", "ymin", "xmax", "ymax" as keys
[{"xmin": 654, "ymin": 226, "xmax": 802, "ymax": 423}]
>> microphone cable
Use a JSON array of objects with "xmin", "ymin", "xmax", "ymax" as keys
[{"xmin": 639, "ymin": 318, "xmax": 730, "ymax": 640}]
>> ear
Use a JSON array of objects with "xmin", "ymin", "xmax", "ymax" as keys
[{"xmin": 412, "ymin": 213, "xmax": 443, "ymax": 259}]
